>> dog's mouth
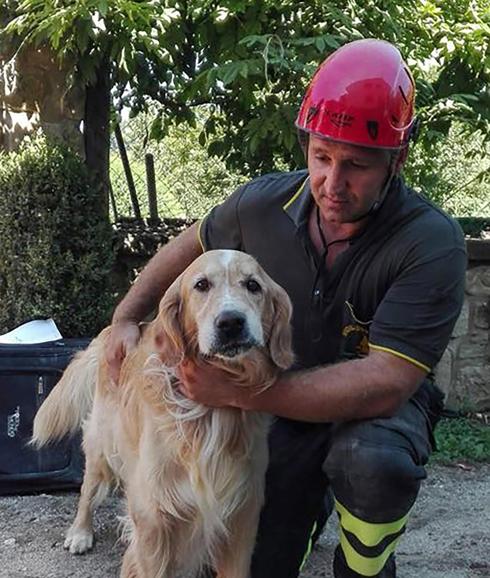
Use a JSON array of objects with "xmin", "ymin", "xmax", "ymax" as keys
[{"xmin": 209, "ymin": 339, "xmax": 259, "ymax": 359}]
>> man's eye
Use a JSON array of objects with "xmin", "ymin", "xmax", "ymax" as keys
[
  {"xmin": 194, "ymin": 278, "xmax": 210, "ymax": 292},
  {"xmin": 351, "ymin": 161, "xmax": 369, "ymax": 169},
  {"xmin": 246, "ymin": 279, "xmax": 262, "ymax": 294}
]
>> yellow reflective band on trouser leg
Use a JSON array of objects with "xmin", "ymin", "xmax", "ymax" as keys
[
  {"xmin": 299, "ymin": 521, "xmax": 317, "ymax": 572},
  {"xmin": 335, "ymin": 498, "xmax": 411, "ymax": 577},
  {"xmin": 339, "ymin": 527, "xmax": 403, "ymax": 577}
]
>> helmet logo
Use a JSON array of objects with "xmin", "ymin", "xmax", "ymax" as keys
[
  {"xmin": 306, "ymin": 105, "xmax": 319, "ymax": 125},
  {"xmin": 367, "ymin": 121, "xmax": 379, "ymax": 141},
  {"xmin": 326, "ymin": 110, "xmax": 354, "ymax": 128}
]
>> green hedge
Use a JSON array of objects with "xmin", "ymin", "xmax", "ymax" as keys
[
  {"xmin": 456, "ymin": 218, "xmax": 490, "ymax": 239},
  {"xmin": 0, "ymin": 133, "xmax": 115, "ymax": 337}
]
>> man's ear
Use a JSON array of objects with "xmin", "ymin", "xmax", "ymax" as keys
[
  {"xmin": 394, "ymin": 146, "xmax": 409, "ymax": 173},
  {"xmin": 268, "ymin": 281, "xmax": 294, "ymax": 370},
  {"xmin": 153, "ymin": 275, "xmax": 185, "ymax": 366}
]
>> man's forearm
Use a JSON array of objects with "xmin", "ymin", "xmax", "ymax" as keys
[
  {"xmin": 242, "ymin": 351, "xmax": 426, "ymax": 422},
  {"xmin": 113, "ymin": 222, "xmax": 203, "ymax": 324}
]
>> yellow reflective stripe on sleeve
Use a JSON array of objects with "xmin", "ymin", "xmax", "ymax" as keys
[
  {"xmin": 196, "ymin": 219, "xmax": 206, "ymax": 252},
  {"xmin": 368, "ymin": 343, "xmax": 431, "ymax": 373},
  {"xmin": 282, "ymin": 177, "xmax": 309, "ymax": 210},
  {"xmin": 339, "ymin": 526, "xmax": 403, "ymax": 577},
  {"xmin": 335, "ymin": 499, "xmax": 409, "ymax": 547}
]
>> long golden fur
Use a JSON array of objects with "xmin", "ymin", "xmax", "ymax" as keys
[{"xmin": 32, "ymin": 249, "xmax": 293, "ymax": 578}]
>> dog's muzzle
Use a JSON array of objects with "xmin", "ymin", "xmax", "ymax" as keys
[{"xmin": 211, "ymin": 310, "xmax": 257, "ymax": 358}]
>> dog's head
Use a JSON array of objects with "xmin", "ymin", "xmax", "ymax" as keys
[{"xmin": 154, "ymin": 250, "xmax": 294, "ymax": 379}]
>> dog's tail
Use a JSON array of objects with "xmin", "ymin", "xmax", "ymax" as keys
[{"xmin": 32, "ymin": 337, "xmax": 103, "ymax": 448}]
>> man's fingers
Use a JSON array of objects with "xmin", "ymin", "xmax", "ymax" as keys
[
  {"xmin": 176, "ymin": 361, "xmax": 201, "ymax": 400},
  {"xmin": 106, "ymin": 347, "xmax": 123, "ymax": 385},
  {"xmin": 178, "ymin": 359, "xmax": 194, "ymax": 380},
  {"xmin": 105, "ymin": 323, "xmax": 140, "ymax": 386},
  {"xmin": 109, "ymin": 354, "xmax": 123, "ymax": 384}
]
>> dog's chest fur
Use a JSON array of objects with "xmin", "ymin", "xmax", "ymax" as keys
[
  {"xmin": 142, "ymin": 404, "xmax": 269, "ymax": 516},
  {"xmin": 118, "ymin": 363, "xmax": 270, "ymax": 567}
]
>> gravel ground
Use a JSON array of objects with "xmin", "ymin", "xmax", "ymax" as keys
[{"xmin": 0, "ymin": 463, "xmax": 488, "ymax": 578}]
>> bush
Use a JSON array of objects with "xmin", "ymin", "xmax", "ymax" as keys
[
  {"xmin": 0, "ymin": 133, "xmax": 115, "ymax": 337},
  {"xmin": 456, "ymin": 217, "xmax": 490, "ymax": 238}
]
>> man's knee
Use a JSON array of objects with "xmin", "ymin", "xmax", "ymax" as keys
[
  {"xmin": 323, "ymin": 421, "xmax": 427, "ymax": 577},
  {"xmin": 323, "ymin": 421, "xmax": 427, "ymax": 519}
]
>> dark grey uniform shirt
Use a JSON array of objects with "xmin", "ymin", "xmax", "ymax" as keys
[{"xmin": 199, "ymin": 170, "xmax": 466, "ymax": 373}]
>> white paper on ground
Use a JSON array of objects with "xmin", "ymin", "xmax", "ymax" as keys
[{"xmin": 0, "ymin": 318, "xmax": 63, "ymax": 344}]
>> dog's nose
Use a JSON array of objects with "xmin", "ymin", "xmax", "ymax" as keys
[{"xmin": 215, "ymin": 311, "xmax": 246, "ymax": 340}]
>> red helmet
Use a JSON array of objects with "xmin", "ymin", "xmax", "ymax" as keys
[{"xmin": 296, "ymin": 39, "xmax": 417, "ymax": 150}]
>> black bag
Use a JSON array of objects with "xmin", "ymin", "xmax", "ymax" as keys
[{"xmin": 0, "ymin": 338, "xmax": 91, "ymax": 495}]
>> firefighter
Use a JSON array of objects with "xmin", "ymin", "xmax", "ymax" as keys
[{"xmin": 107, "ymin": 39, "xmax": 466, "ymax": 577}]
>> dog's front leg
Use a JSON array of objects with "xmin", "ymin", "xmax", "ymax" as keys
[
  {"xmin": 214, "ymin": 495, "xmax": 263, "ymax": 578},
  {"xmin": 120, "ymin": 541, "xmax": 141, "ymax": 578},
  {"xmin": 121, "ymin": 513, "xmax": 174, "ymax": 578}
]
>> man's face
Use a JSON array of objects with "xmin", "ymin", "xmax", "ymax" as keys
[{"xmin": 307, "ymin": 136, "xmax": 392, "ymax": 225}]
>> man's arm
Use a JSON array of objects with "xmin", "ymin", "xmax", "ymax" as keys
[
  {"xmin": 245, "ymin": 350, "xmax": 426, "ymax": 421},
  {"xmin": 179, "ymin": 349, "xmax": 427, "ymax": 422},
  {"xmin": 107, "ymin": 222, "xmax": 203, "ymax": 382}
]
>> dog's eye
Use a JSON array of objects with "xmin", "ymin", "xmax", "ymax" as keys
[
  {"xmin": 194, "ymin": 278, "xmax": 210, "ymax": 292},
  {"xmin": 246, "ymin": 279, "xmax": 262, "ymax": 294}
]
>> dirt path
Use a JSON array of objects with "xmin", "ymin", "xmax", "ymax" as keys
[{"xmin": 0, "ymin": 463, "xmax": 488, "ymax": 578}]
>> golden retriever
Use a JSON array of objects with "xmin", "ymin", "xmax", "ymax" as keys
[{"xmin": 32, "ymin": 249, "xmax": 293, "ymax": 578}]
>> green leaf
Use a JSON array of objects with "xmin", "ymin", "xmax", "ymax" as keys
[
  {"xmin": 239, "ymin": 61, "xmax": 249, "ymax": 78},
  {"xmin": 314, "ymin": 37, "xmax": 326, "ymax": 52},
  {"xmin": 208, "ymin": 140, "xmax": 225, "ymax": 157},
  {"xmin": 248, "ymin": 131, "xmax": 260, "ymax": 155},
  {"xmin": 97, "ymin": 0, "xmax": 108, "ymax": 18},
  {"xmin": 220, "ymin": 63, "xmax": 241, "ymax": 85},
  {"xmin": 149, "ymin": 115, "xmax": 166, "ymax": 140}
]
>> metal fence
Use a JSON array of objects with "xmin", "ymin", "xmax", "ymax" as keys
[{"xmin": 109, "ymin": 113, "xmax": 247, "ymax": 223}]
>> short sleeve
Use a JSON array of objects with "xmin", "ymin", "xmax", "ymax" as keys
[
  {"xmin": 369, "ymin": 245, "xmax": 467, "ymax": 371},
  {"xmin": 198, "ymin": 184, "xmax": 247, "ymax": 251}
]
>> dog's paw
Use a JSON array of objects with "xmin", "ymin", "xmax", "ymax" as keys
[{"xmin": 63, "ymin": 527, "xmax": 94, "ymax": 554}]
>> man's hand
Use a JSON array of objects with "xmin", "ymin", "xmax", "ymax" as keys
[
  {"xmin": 105, "ymin": 321, "xmax": 141, "ymax": 384},
  {"xmin": 178, "ymin": 360, "xmax": 252, "ymax": 409}
]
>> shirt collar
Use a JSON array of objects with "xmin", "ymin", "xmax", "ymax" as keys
[{"xmin": 283, "ymin": 174, "xmax": 312, "ymax": 229}]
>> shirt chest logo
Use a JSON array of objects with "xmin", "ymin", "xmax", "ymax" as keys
[{"xmin": 341, "ymin": 301, "xmax": 372, "ymax": 357}]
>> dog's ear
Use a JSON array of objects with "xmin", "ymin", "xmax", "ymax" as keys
[
  {"xmin": 154, "ymin": 275, "xmax": 185, "ymax": 366},
  {"xmin": 268, "ymin": 282, "xmax": 294, "ymax": 370}
]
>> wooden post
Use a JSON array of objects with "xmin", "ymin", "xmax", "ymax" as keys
[
  {"xmin": 108, "ymin": 181, "xmax": 119, "ymax": 222},
  {"xmin": 114, "ymin": 123, "xmax": 142, "ymax": 220},
  {"xmin": 145, "ymin": 153, "xmax": 159, "ymax": 221}
]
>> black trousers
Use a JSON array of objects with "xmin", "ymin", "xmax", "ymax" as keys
[{"xmin": 249, "ymin": 380, "xmax": 444, "ymax": 578}]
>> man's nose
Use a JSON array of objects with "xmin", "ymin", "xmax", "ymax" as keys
[{"xmin": 324, "ymin": 163, "xmax": 347, "ymax": 196}]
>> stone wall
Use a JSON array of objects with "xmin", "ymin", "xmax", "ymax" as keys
[{"xmin": 436, "ymin": 240, "xmax": 490, "ymax": 411}]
